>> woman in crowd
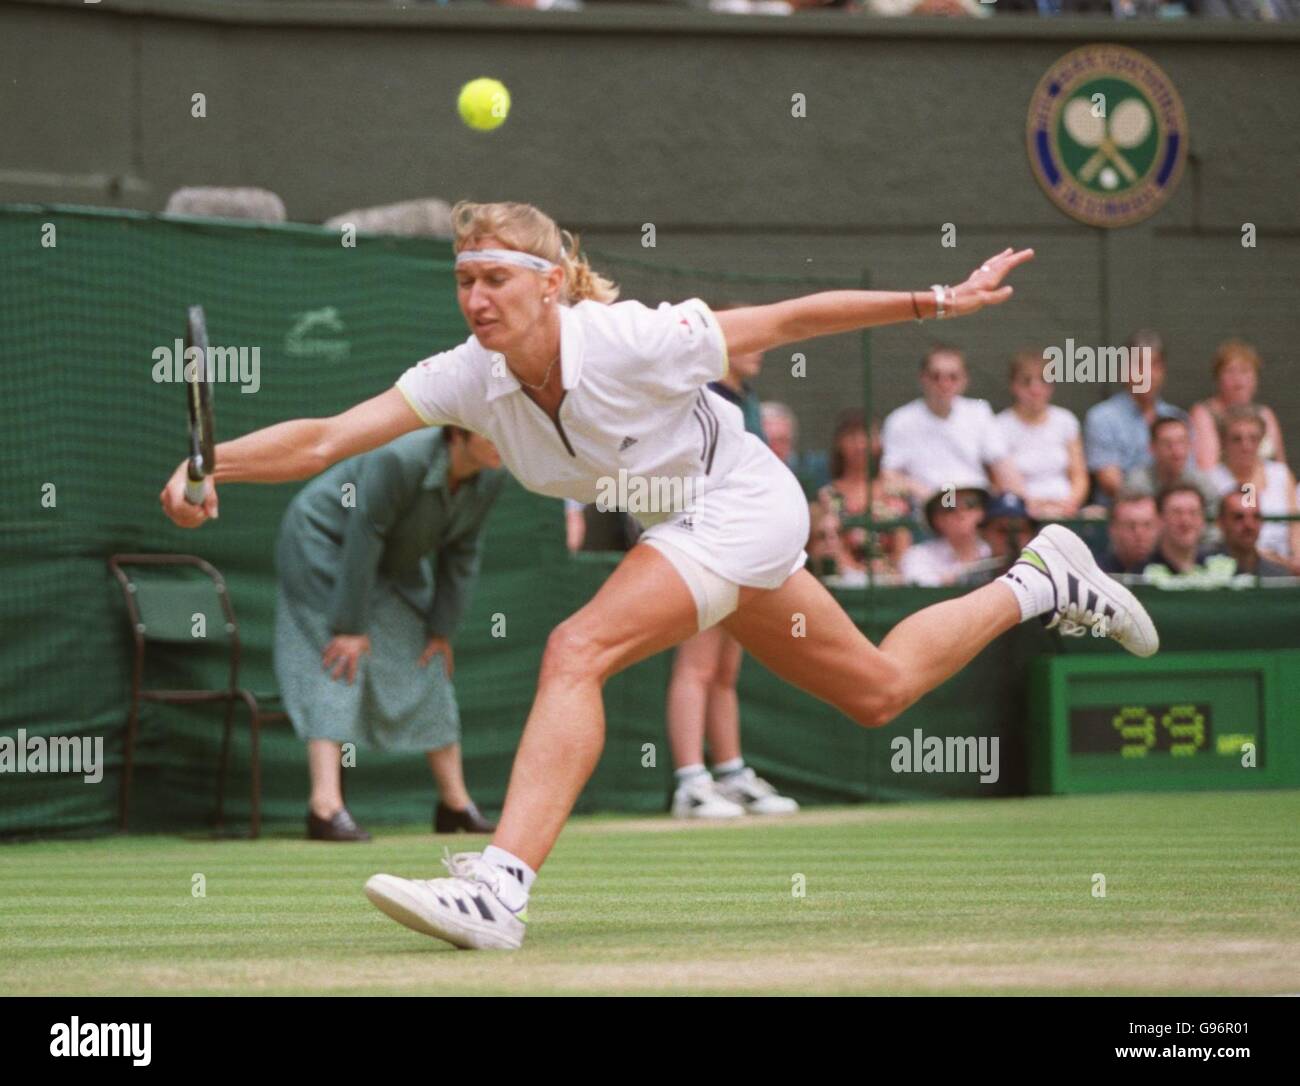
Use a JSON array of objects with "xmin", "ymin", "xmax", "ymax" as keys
[
  {"xmin": 1189, "ymin": 339, "xmax": 1286, "ymax": 472},
  {"xmin": 811, "ymin": 409, "xmax": 912, "ymax": 581},
  {"xmin": 1207, "ymin": 405, "xmax": 1299, "ymax": 573},
  {"xmin": 995, "ymin": 349, "xmax": 1088, "ymax": 520}
]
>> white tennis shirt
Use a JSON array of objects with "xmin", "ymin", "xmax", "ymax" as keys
[{"xmin": 395, "ymin": 297, "xmax": 744, "ymax": 525}]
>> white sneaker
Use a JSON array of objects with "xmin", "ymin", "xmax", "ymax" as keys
[
  {"xmin": 715, "ymin": 767, "xmax": 800, "ymax": 815},
  {"xmin": 364, "ymin": 850, "xmax": 527, "ymax": 950},
  {"xmin": 671, "ymin": 774, "xmax": 745, "ymax": 819},
  {"xmin": 1015, "ymin": 524, "xmax": 1159, "ymax": 658}
]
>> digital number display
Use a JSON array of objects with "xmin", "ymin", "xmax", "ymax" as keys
[{"xmin": 1069, "ymin": 703, "xmax": 1214, "ymax": 757}]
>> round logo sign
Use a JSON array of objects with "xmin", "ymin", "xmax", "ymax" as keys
[{"xmin": 1027, "ymin": 45, "xmax": 1188, "ymax": 228}]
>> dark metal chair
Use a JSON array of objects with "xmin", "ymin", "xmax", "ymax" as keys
[{"xmin": 107, "ymin": 554, "xmax": 288, "ymax": 838}]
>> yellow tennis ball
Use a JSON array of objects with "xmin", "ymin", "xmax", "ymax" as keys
[{"xmin": 458, "ymin": 78, "xmax": 510, "ymax": 132}]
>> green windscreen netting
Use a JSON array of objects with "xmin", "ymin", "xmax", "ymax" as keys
[{"xmin": 0, "ymin": 206, "xmax": 870, "ymax": 838}]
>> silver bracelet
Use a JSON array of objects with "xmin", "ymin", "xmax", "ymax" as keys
[{"xmin": 931, "ymin": 284, "xmax": 946, "ymax": 320}]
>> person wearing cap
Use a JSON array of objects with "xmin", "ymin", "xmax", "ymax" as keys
[
  {"xmin": 900, "ymin": 486, "xmax": 994, "ymax": 587},
  {"xmin": 980, "ymin": 492, "xmax": 1039, "ymax": 573}
]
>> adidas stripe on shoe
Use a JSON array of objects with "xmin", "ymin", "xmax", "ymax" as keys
[
  {"xmin": 364, "ymin": 850, "xmax": 527, "ymax": 950},
  {"xmin": 1014, "ymin": 524, "xmax": 1159, "ymax": 658}
]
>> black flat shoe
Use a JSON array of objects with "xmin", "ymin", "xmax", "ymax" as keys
[
  {"xmin": 307, "ymin": 807, "xmax": 372, "ymax": 842},
  {"xmin": 434, "ymin": 800, "xmax": 497, "ymax": 834}
]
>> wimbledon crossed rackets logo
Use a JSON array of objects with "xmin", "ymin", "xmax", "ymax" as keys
[{"xmin": 1027, "ymin": 46, "xmax": 1188, "ymax": 229}]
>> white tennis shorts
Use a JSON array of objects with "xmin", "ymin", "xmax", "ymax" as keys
[{"xmin": 638, "ymin": 433, "xmax": 809, "ymax": 629}]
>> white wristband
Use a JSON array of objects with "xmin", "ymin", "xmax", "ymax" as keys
[{"xmin": 931, "ymin": 284, "xmax": 946, "ymax": 320}]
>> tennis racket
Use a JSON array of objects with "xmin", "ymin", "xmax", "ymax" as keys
[{"xmin": 183, "ymin": 304, "xmax": 216, "ymax": 505}]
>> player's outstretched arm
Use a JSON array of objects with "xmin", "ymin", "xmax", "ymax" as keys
[
  {"xmin": 714, "ymin": 248, "xmax": 1034, "ymax": 357},
  {"xmin": 160, "ymin": 387, "xmax": 424, "ymax": 527}
]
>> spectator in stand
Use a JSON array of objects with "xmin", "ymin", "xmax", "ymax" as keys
[
  {"xmin": 980, "ymin": 492, "xmax": 1038, "ymax": 573},
  {"xmin": 1189, "ymin": 339, "xmax": 1287, "ymax": 472},
  {"xmin": 865, "ymin": 0, "xmax": 991, "ymax": 14},
  {"xmin": 1207, "ymin": 405, "xmax": 1300, "ymax": 571},
  {"xmin": 1084, "ymin": 329, "xmax": 1188, "ymax": 503},
  {"xmin": 1212, "ymin": 490, "xmax": 1292, "ymax": 579},
  {"xmin": 900, "ymin": 486, "xmax": 993, "ymax": 587},
  {"xmin": 1097, "ymin": 489, "xmax": 1159, "ymax": 574},
  {"xmin": 761, "ymin": 401, "xmax": 829, "ymax": 498},
  {"xmin": 880, "ymin": 345, "xmax": 1024, "ymax": 503},
  {"xmin": 814, "ymin": 409, "xmax": 912, "ymax": 582},
  {"xmin": 996, "ymin": 349, "xmax": 1088, "ymax": 520},
  {"xmin": 1125, "ymin": 416, "xmax": 1220, "ymax": 514},
  {"xmin": 1144, "ymin": 485, "xmax": 1216, "ymax": 575},
  {"xmin": 666, "ymin": 330, "xmax": 799, "ymax": 820}
]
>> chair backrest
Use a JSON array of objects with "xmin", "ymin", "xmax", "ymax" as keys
[{"xmin": 107, "ymin": 554, "xmax": 237, "ymax": 646}]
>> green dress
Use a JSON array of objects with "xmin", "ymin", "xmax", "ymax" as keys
[{"xmin": 273, "ymin": 428, "xmax": 506, "ymax": 751}]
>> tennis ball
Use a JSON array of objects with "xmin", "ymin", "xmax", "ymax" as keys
[{"xmin": 458, "ymin": 78, "xmax": 510, "ymax": 132}]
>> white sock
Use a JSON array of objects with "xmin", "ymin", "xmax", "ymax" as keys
[
  {"xmin": 999, "ymin": 557, "xmax": 1055, "ymax": 622},
  {"xmin": 674, "ymin": 763, "xmax": 709, "ymax": 785},
  {"xmin": 712, "ymin": 757, "xmax": 745, "ymax": 778},
  {"xmin": 482, "ymin": 845, "xmax": 535, "ymax": 911}
]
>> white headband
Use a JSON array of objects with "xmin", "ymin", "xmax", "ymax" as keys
[{"xmin": 455, "ymin": 248, "xmax": 559, "ymax": 273}]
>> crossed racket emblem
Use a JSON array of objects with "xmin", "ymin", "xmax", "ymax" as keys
[{"xmin": 1063, "ymin": 96, "xmax": 1153, "ymax": 187}]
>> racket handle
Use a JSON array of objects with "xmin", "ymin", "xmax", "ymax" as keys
[{"xmin": 184, "ymin": 476, "xmax": 208, "ymax": 505}]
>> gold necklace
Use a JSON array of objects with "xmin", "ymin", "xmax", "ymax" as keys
[{"xmin": 516, "ymin": 353, "xmax": 560, "ymax": 391}]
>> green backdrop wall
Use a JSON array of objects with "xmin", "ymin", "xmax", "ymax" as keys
[
  {"xmin": 2, "ymin": 1, "xmax": 1298, "ymax": 457},
  {"xmin": 2, "ymin": 207, "xmax": 1297, "ymax": 839}
]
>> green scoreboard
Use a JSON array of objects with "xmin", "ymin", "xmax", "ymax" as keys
[{"xmin": 1029, "ymin": 650, "xmax": 1300, "ymax": 793}]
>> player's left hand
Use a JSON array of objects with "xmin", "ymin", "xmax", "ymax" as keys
[
  {"xmin": 419, "ymin": 636, "xmax": 453, "ymax": 677},
  {"xmin": 951, "ymin": 248, "xmax": 1035, "ymax": 317}
]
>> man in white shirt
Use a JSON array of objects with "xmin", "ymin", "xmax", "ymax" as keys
[{"xmin": 880, "ymin": 347, "xmax": 1025, "ymax": 502}]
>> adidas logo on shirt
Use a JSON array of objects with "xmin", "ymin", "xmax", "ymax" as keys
[
  {"xmin": 618, "ymin": 436, "xmax": 638, "ymax": 451},
  {"xmin": 676, "ymin": 517, "xmax": 694, "ymax": 532}
]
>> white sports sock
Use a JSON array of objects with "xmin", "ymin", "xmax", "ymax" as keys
[
  {"xmin": 712, "ymin": 757, "xmax": 745, "ymax": 778},
  {"xmin": 999, "ymin": 558, "xmax": 1055, "ymax": 622},
  {"xmin": 674, "ymin": 763, "xmax": 709, "ymax": 784},
  {"xmin": 482, "ymin": 845, "xmax": 535, "ymax": 911}
]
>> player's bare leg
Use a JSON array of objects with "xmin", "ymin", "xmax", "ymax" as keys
[
  {"xmin": 722, "ymin": 571, "xmax": 1020, "ymax": 728},
  {"xmin": 723, "ymin": 524, "xmax": 1158, "ymax": 725},
  {"xmin": 491, "ymin": 543, "xmax": 714, "ymax": 868},
  {"xmin": 365, "ymin": 542, "xmax": 730, "ymax": 947}
]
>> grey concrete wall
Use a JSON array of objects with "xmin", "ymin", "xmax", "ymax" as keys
[{"xmin": 3, "ymin": 0, "xmax": 1297, "ymax": 453}]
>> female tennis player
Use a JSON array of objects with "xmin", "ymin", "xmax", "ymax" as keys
[{"xmin": 161, "ymin": 200, "xmax": 1158, "ymax": 950}]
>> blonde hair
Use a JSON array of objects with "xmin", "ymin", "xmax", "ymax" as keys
[
  {"xmin": 1008, "ymin": 348, "xmax": 1048, "ymax": 383},
  {"xmin": 450, "ymin": 200, "xmax": 619, "ymax": 305},
  {"xmin": 1217, "ymin": 402, "xmax": 1265, "ymax": 444},
  {"xmin": 1212, "ymin": 338, "xmax": 1262, "ymax": 380}
]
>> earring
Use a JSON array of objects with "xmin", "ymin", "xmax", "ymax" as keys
[{"xmin": 543, "ymin": 297, "xmax": 552, "ymax": 304}]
